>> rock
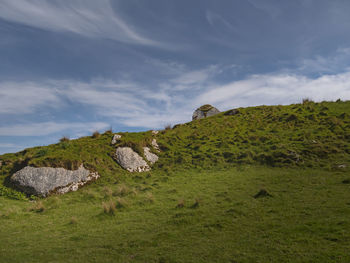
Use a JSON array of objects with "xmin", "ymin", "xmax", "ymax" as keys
[
  {"xmin": 224, "ymin": 109, "xmax": 240, "ymax": 116},
  {"xmin": 111, "ymin": 134, "xmax": 122, "ymax": 144},
  {"xmin": 192, "ymin": 104, "xmax": 220, "ymax": 120},
  {"xmin": 115, "ymin": 147, "xmax": 150, "ymax": 172},
  {"xmin": 338, "ymin": 164, "xmax": 347, "ymax": 169},
  {"xmin": 151, "ymin": 139, "xmax": 160, "ymax": 152},
  {"xmin": 143, "ymin": 147, "xmax": 159, "ymax": 164},
  {"xmin": 151, "ymin": 130, "xmax": 159, "ymax": 135},
  {"xmin": 11, "ymin": 165, "xmax": 99, "ymax": 197}
]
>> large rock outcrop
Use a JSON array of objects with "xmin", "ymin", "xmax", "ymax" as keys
[
  {"xmin": 11, "ymin": 165, "xmax": 99, "ymax": 197},
  {"xmin": 192, "ymin": 104, "xmax": 220, "ymax": 120},
  {"xmin": 115, "ymin": 147, "xmax": 150, "ymax": 172}
]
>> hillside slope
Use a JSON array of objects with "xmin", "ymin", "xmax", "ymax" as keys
[
  {"xmin": 0, "ymin": 100, "xmax": 350, "ymax": 262},
  {"xmin": 1, "ymin": 100, "xmax": 350, "ymax": 184}
]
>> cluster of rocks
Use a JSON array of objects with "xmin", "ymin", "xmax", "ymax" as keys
[
  {"xmin": 112, "ymin": 133, "xmax": 160, "ymax": 173},
  {"xmin": 9, "ymin": 105, "xmax": 227, "ymax": 197},
  {"xmin": 11, "ymin": 164, "xmax": 99, "ymax": 197}
]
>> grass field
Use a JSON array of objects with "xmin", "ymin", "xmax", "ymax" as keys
[
  {"xmin": 1, "ymin": 166, "xmax": 350, "ymax": 262},
  {"xmin": 0, "ymin": 100, "xmax": 350, "ymax": 262}
]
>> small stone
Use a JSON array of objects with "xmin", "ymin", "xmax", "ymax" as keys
[
  {"xmin": 111, "ymin": 134, "xmax": 122, "ymax": 144},
  {"xmin": 151, "ymin": 130, "xmax": 159, "ymax": 135},
  {"xmin": 115, "ymin": 147, "xmax": 150, "ymax": 172},
  {"xmin": 143, "ymin": 147, "xmax": 159, "ymax": 164},
  {"xmin": 338, "ymin": 164, "xmax": 347, "ymax": 169}
]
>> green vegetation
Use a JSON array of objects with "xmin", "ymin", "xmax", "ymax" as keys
[{"xmin": 0, "ymin": 100, "xmax": 349, "ymax": 262}]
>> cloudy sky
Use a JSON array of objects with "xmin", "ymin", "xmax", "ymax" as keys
[{"xmin": 1, "ymin": 0, "xmax": 350, "ymax": 154}]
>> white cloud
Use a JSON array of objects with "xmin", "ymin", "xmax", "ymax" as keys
[
  {"xmin": 0, "ymin": 121, "xmax": 109, "ymax": 136},
  {"xmin": 0, "ymin": 0, "xmax": 159, "ymax": 46},
  {"xmin": 195, "ymin": 72, "xmax": 350, "ymax": 110},
  {"xmin": 1, "ymin": 65, "xmax": 350, "ymax": 133}
]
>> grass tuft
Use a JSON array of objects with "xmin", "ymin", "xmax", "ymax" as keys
[
  {"xmin": 102, "ymin": 200, "xmax": 116, "ymax": 215},
  {"xmin": 114, "ymin": 184, "xmax": 130, "ymax": 197},
  {"xmin": 176, "ymin": 199, "xmax": 185, "ymax": 208},
  {"xmin": 28, "ymin": 201, "xmax": 45, "ymax": 213},
  {"xmin": 253, "ymin": 189, "xmax": 272, "ymax": 199},
  {"xmin": 191, "ymin": 198, "xmax": 201, "ymax": 209},
  {"xmin": 70, "ymin": 216, "xmax": 78, "ymax": 225}
]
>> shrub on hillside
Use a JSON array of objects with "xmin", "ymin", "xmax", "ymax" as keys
[
  {"xmin": 59, "ymin": 136, "xmax": 70, "ymax": 143},
  {"xmin": 92, "ymin": 131, "xmax": 100, "ymax": 138}
]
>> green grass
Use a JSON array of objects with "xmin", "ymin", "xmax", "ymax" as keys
[
  {"xmin": 0, "ymin": 166, "xmax": 349, "ymax": 262},
  {"xmin": 0, "ymin": 100, "xmax": 350, "ymax": 262}
]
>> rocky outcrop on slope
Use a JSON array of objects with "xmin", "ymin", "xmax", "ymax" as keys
[
  {"xmin": 143, "ymin": 147, "xmax": 159, "ymax": 164},
  {"xmin": 192, "ymin": 104, "xmax": 220, "ymax": 120},
  {"xmin": 115, "ymin": 147, "xmax": 151, "ymax": 172},
  {"xmin": 11, "ymin": 165, "xmax": 99, "ymax": 197}
]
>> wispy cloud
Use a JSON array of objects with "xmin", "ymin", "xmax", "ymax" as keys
[
  {"xmin": 1, "ymin": 65, "xmax": 350, "ymax": 133},
  {"xmin": 0, "ymin": 121, "xmax": 109, "ymax": 136},
  {"xmin": 0, "ymin": 0, "xmax": 159, "ymax": 46},
  {"xmin": 0, "ymin": 81, "xmax": 59, "ymax": 114},
  {"xmin": 297, "ymin": 48, "xmax": 350, "ymax": 75}
]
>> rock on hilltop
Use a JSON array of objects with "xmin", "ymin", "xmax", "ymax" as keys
[{"xmin": 192, "ymin": 104, "xmax": 220, "ymax": 120}]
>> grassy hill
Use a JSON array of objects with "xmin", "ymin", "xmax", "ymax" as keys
[{"xmin": 0, "ymin": 100, "xmax": 350, "ymax": 262}]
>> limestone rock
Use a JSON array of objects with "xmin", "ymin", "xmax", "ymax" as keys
[
  {"xmin": 192, "ymin": 104, "xmax": 220, "ymax": 120},
  {"xmin": 143, "ymin": 147, "xmax": 159, "ymax": 164},
  {"xmin": 115, "ymin": 147, "xmax": 150, "ymax": 172},
  {"xmin": 11, "ymin": 165, "xmax": 99, "ymax": 197},
  {"xmin": 111, "ymin": 134, "xmax": 122, "ymax": 145},
  {"xmin": 151, "ymin": 139, "xmax": 160, "ymax": 152}
]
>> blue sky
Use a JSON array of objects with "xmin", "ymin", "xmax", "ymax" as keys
[{"xmin": 1, "ymin": 0, "xmax": 350, "ymax": 154}]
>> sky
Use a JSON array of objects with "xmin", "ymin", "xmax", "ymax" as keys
[{"xmin": 1, "ymin": 0, "xmax": 350, "ymax": 154}]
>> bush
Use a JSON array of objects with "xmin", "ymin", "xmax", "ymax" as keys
[
  {"xmin": 104, "ymin": 127, "xmax": 113, "ymax": 134},
  {"xmin": 302, "ymin": 98, "xmax": 314, "ymax": 104},
  {"xmin": 164, "ymin": 124, "xmax": 172, "ymax": 130},
  {"xmin": 59, "ymin": 136, "xmax": 70, "ymax": 143},
  {"xmin": 92, "ymin": 131, "xmax": 100, "ymax": 138}
]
